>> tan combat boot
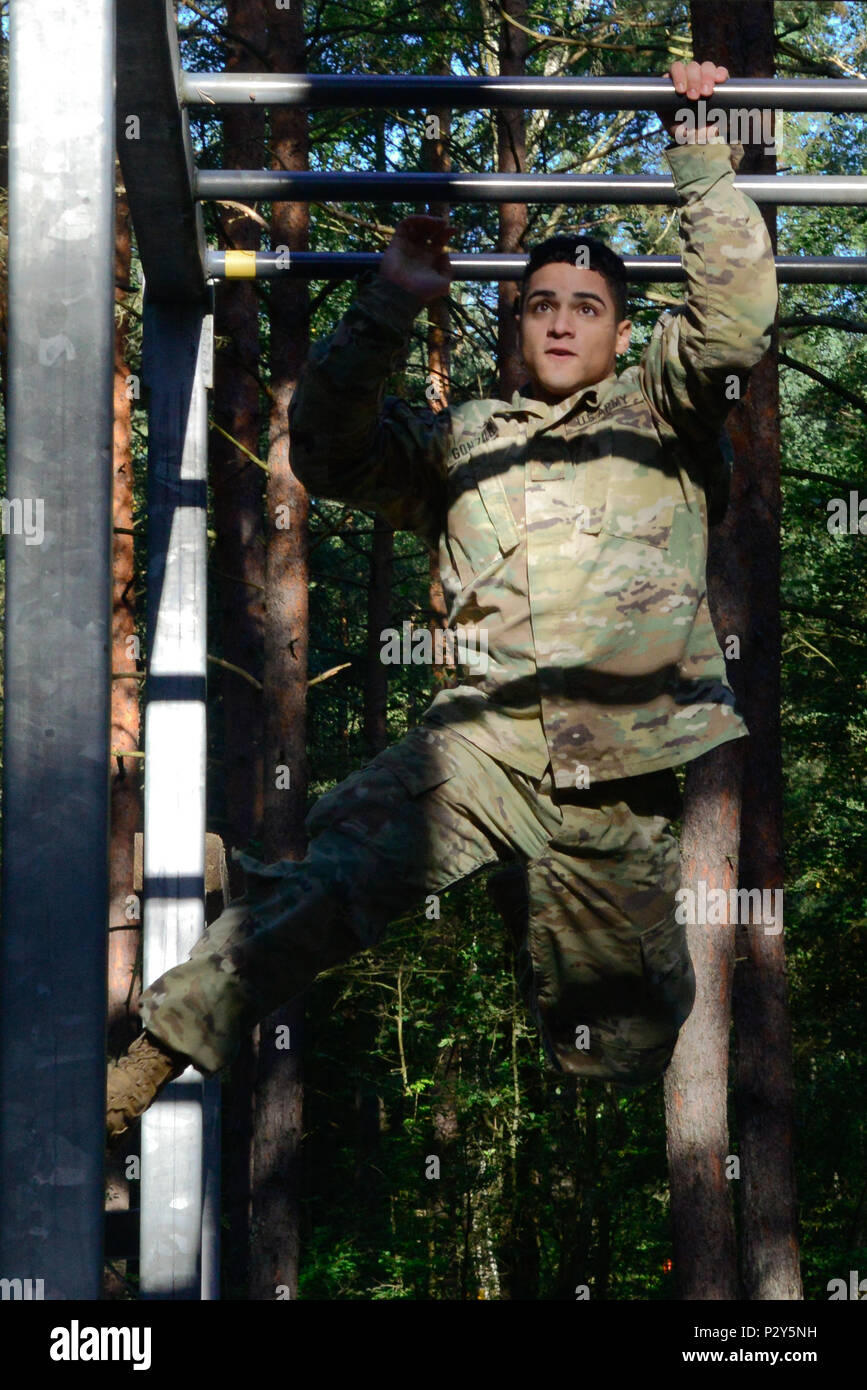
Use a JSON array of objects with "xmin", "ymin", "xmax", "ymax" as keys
[{"xmin": 106, "ymin": 1030, "xmax": 191, "ymax": 1147}]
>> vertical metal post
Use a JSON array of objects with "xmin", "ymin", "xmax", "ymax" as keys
[
  {"xmin": 200, "ymin": 1078, "xmax": 222, "ymax": 1300},
  {"xmin": 0, "ymin": 0, "xmax": 115, "ymax": 1300},
  {"xmin": 139, "ymin": 292, "xmax": 218, "ymax": 1299}
]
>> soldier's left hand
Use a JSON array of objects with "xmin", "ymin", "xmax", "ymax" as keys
[{"xmin": 657, "ymin": 60, "xmax": 730, "ymax": 142}]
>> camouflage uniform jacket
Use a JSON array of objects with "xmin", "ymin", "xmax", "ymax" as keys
[{"xmin": 289, "ymin": 140, "xmax": 778, "ymax": 789}]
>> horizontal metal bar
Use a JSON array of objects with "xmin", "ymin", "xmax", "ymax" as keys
[
  {"xmin": 196, "ymin": 168, "xmax": 867, "ymax": 207},
  {"xmin": 181, "ymin": 72, "xmax": 867, "ymax": 112},
  {"xmin": 206, "ymin": 250, "xmax": 867, "ymax": 285}
]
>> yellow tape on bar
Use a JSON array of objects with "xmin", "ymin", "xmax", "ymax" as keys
[{"xmin": 224, "ymin": 250, "xmax": 258, "ymax": 278}]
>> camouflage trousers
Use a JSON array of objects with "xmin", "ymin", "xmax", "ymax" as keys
[{"xmin": 139, "ymin": 724, "xmax": 695, "ymax": 1086}]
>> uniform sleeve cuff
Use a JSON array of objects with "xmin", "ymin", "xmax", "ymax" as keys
[
  {"xmin": 663, "ymin": 139, "xmax": 740, "ymax": 195},
  {"xmin": 355, "ymin": 274, "xmax": 429, "ymax": 328}
]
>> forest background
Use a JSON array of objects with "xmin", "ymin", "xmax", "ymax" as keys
[{"xmin": 0, "ymin": 0, "xmax": 865, "ymax": 1301}]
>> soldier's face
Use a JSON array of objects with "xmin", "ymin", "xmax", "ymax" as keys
[{"xmin": 516, "ymin": 262, "xmax": 632, "ymax": 404}]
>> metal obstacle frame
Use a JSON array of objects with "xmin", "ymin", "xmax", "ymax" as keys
[{"xmin": 2, "ymin": 0, "xmax": 866, "ymax": 1301}]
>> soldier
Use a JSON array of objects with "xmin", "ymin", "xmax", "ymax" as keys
[{"xmin": 107, "ymin": 59, "xmax": 777, "ymax": 1142}]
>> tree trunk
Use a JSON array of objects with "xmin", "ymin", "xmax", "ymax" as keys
[
  {"xmin": 488, "ymin": 866, "xmax": 541, "ymax": 1300},
  {"xmin": 470, "ymin": 0, "xmax": 537, "ymax": 1300},
  {"xmin": 353, "ymin": 506, "xmax": 393, "ymax": 1242},
  {"xmin": 104, "ymin": 163, "xmax": 142, "ymax": 1299},
  {"xmin": 496, "ymin": 0, "xmax": 529, "ymax": 401},
  {"xmin": 417, "ymin": 44, "xmax": 469, "ymax": 1298},
  {"xmin": 663, "ymin": 745, "xmax": 742, "ymax": 1299},
  {"xmin": 687, "ymin": 0, "xmax": 802, "ymax": 1301},
  {"xmin": 212, "ymin": 4, "xmax": 267, "ymax": 869},
  {"xmin": 423, "ymin": 60, "xmax": 454, "ymax": 692},
  {"xmin": 215, "ymin": 0, "xmax": 269, "ymax": 1303},
  {"xmin": 248, "ymin": 0, "xmax": 310, "ymax": 1303},
  {"xmin": 364, "ymin": 518, "xmax": 393, "ymax": 759},
  {"xmin": 107, "ymin": 166, "xmax": 142, "ymax": 1057}
]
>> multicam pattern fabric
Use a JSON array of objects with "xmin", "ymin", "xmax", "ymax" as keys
[
  {"xmin": 288, "ymin": 140, "xmax": 778, "ymax": 787},
  {"xmin": 134, "ymin": 139, "xmax": 773, "ymax": 1091},
  {"xmin": 139, "ymin": 726, "xmax": 693, "ymax": 1084}
]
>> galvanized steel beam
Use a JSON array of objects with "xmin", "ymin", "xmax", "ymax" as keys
[
  {"xmin": 117, "ymin": 0, "xmax": 207, "ymax": 302},
  {"xmin": 139, "ymin": 294, "xmax": 219, "ymax": 1300},
  {"xmin": 0, "ymin": 0, "xmax": 115, "ymax": 1301}
]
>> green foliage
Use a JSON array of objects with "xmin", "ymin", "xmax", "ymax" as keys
[
  {"xmin": 173, "ymin": 0, "xmax": 867, "ymax": 1302},
  {"xmin": 1, "ymin": 0, "xmax": 863, "ymax": 1301}
]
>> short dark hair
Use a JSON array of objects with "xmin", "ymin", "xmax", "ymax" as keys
[{"xmin": 513, "ymin": 234, "xmax": 628, "ymax": 323}]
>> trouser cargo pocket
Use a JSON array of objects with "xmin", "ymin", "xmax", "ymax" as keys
[
  {"xmin": 519, "ymin": 768, "xmax": 691, "ymax": 1088},
  {"xmin": 638, "ymin": 909, "xmax": 696, "ymax": 1034},
  {"xmin": 304, "ymin": 725, "xmax": 460, "ymax": 839},
  {"xmin": 524, "ymin": 850, "xmax": 695, "ymax": 1087}
]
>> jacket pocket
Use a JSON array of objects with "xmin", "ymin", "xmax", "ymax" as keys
[
  {"xmin": 570, "ymin": 425, "xmax": 611, "ymax": 537},
  {"xmin": 606, "ymin": 418, "xmax": 681, "ymax": 549},
  {"xmin": 575, "ymin": 421, "xmax": 679, "ymax": 550},
  {"xmin": 446, "ymin": 437, "xmax": 520, "ymax": 588}
]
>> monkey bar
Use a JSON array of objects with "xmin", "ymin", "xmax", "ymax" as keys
[
  {"xmin": 181, "ymin": 72, "xmax": 867, "ymax": 112},
  {"xmin": 208, "ymin": 251, "xmax": 867, "ymax": 285},
  {"xmin": 197, "ymin": 168, "xmax": 867, "ymax": 207},
  {"xmin": 2, "ymin": 0, "xmax": 866, "ymax": 1304}
]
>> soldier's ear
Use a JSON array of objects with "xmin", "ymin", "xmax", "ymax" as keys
[
  {"xmin": 615, "ymin": 318, "xmax": 632, "ymax": 354},
  {"xmin": 513, "ymin": 294, "xmax": 522, "ymax": 319}
]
